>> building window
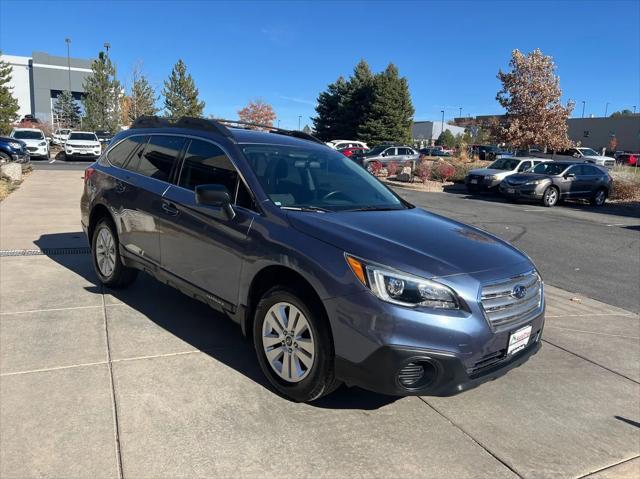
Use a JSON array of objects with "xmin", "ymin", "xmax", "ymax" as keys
[{"xmin": 583, "ymin": 130, "xmax": 590, "ymax": 138}]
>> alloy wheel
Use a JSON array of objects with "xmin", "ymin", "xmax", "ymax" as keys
[
  {"xmin": 95, "ymin": 227, "xmax": 117, "ymax": 278},
  {"xmin": 545, "ymin": 188, "xmax": 558, "ymax": 206},
  {"xmin": 595, "ymin": 189, "xmax": 606, "ymax": 206},
  {"xmin": 262, "ymin": 302, "xmax": 315, "ymax": 383}
]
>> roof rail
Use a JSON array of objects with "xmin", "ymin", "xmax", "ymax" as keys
[
  {"xmin": 130, "ymin": 116, "xmax": 233, "ymax": 140},
  {"xmin": 215, "ymin": 119, "xmax": 325, "ymax": 145}
]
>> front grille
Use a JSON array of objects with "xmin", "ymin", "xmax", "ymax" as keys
[
  {"xmin": 480, "ymin": 271, "xmax": 542, "ymax": 329},
  {"xmin": 27, "ymin": 146, "xmax": 37, "ymax": 152},
  {"xmin": 70, "ymin": 144, "xmax": 96, "ymax": 149}
]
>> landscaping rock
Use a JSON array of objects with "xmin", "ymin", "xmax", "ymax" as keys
[
  {"xmin": 1, "ymin": 163, "xmax": 22, "ymax": 183},
  {"xmin": 396, "ymin": 172, "xmax": 411, "ymax": 182}
]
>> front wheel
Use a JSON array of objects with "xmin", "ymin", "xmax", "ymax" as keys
[
  {"xmin": 542, "ymin": 186, "xmax": 559, "ymax": 207},
  {"xmin": 91, "ymin": 218, "xmax": 137, "ymax": 288},
  {"xmin": 253, "ymin": 287, "xmax": 339, "ymax": 402},
  {"xmin": 590, "ymin": 188, "xmax": 607, "ymax": 206}
]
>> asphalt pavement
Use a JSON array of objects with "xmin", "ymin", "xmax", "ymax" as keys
[{"xmin": 392, "ymin": 185, "xmax": 640, "ymax": 312}]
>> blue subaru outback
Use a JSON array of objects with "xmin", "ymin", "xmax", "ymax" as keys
[{"xmin": 81, "ymin": 117, "xmax": 544, "ymax": 402}]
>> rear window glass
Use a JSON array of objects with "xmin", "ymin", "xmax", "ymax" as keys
[{"xmin": 131, "ymin": 135, "xmax": 186, "ymax": 182}]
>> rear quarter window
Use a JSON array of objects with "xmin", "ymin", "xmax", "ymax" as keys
[{"xmin": 106, "ymin": 135, "xmax": 149, "ymax": 168}]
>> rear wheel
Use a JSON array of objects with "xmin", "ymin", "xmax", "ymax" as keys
[
  {"xmin": 0, "ymin": 152, "xmax": 10, "ymax": 164},
  {"xmin": 542, "ymin": 186, "xmax": 559, "ymax": 207},
  {"xmin": 91, "ymin": 218, "xmax": 137, "ymax": 288},
  {"xmin": 253, "ymin": 287, "xmax": 339, "ymax": 402},
  {"xmin": 590, "ymin": 188, "xmax": 607, "ymax": 206}
]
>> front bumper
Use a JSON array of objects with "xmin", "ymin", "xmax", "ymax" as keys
[
  {"xmin": 26, "ymin": 145, "xmax": 48, "ymax": 158},
  {"xmin": 65, "ymin": 150, "xmax": 101, "ymax": 159},
  {"xmin": 499, "ymin": 182, "xmax": 545, "ymax": 199},
  {"xmin": 466, "ymin": 175, "xmax": 501, "ymax": 190},
  {"xmin": 325, "ymin": 277, "xmax": 545, "ymax": 397},
  {"xmin": 336, "ymin": 337, "xmax": 542, "ymax": 396}
]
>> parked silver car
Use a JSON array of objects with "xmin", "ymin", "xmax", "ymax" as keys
[
  {"xmin": 465, "ymin": 157, "xmax": 548, "ymax": 192},
  {"xmin": 356, "ymin": 144, "xmax": 419, "ymax": 173},
  {"xmin": 499, "ymin": 161, "xmax": 613, "ymax": 207}
]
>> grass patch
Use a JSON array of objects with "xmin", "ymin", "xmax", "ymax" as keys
[{"xmin": 610, "ymin": 166, "xmax": 640, "ymax": 202}]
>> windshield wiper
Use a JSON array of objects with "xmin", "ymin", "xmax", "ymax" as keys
[
  {"xmin": 280, "ymin": 206, "xmax": 332, "ymax": 213},
  {"xmin": 345, "ymin": 206, "xmax": 404, "ymax": 212}
]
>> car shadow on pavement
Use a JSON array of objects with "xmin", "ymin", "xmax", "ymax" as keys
[{"xmin": 35, "ymin": 232, "xmax": 399, "ymax": 411}]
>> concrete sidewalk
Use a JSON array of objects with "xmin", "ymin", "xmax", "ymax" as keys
[{"xmin": 1, "ymin": 170, "xmax": 638, "ymax": 478}]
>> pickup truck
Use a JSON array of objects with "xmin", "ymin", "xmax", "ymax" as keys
[{"xmin": 533, "ymin": 147, "xmax": 615, "ymax": 169}]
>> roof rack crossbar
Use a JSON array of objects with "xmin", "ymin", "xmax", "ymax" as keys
[
  {"xmin": 130, "ymin": 115, "xmax": 233, "ymax": 139},
  {"xmin": 214, "ymin": 118, "xmax": 325, "ymax": 145}
]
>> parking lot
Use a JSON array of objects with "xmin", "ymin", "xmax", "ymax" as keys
[{"xmin": 1, "ymin": 169, "xmax": 639, "ymax": 478}]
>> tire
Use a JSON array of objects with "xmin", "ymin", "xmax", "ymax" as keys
[
  {"xmin": 253, "ymin": 287, "xmax": 340, "ymax": 402},
  {"xmin": 0, "ymin": 151, "xmax": 10, "ymax": 164},
  {"xmin": 91, "ymin": 218, "xmax": 137, "ymax": 288},
  {"xmin": 542, "ymin": 186, "xmax": 559, "ymax": 207},
  {"xmin": 590, "ymin": 188, "xmax": 607, "ymax": 206}
]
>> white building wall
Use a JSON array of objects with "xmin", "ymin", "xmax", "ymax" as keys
[{"xmin": 1, "ymin": 54, "xmax": 32, "ymax": 119}]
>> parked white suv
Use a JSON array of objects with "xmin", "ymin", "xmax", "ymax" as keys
[
  {"xmin": 10, "ymin": 128, "xmax": 49, "ymax": 159},
  {"xmin": 65, "ymin": 131, "xmax": 102, "ymax": 160},
  {"xmin": 326, "ymin": 140, "xmax": 369, "ymax": 150},
  {"xmin": 52, "ymin": 128, "xmax": 72, "ymax": 145},
  {"xmin": 465, "ymin": 157, "xmax": 549, "ymax": 192}
]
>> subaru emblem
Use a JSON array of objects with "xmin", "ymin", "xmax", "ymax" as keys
[{"xmin": 512, "ymin": 285, "xmax": 527, "ymax": 299}]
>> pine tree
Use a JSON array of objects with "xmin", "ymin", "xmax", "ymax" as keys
[
  {"xmin": 0, "ymin": 52, "xmax": 20, "ymax": 135},
  {"xmin": 128, "ymin": 66, "xmax": 158, "ymax": 122},
  {"xmin": 342, "ymin": 60, "xmax": 374, "ymax": 139},
  {"xmin": 313, "ymin": 76, "xmax": 347, "ymax": 140},
  {"xmin": 358, "ymin": 64, "xmax": 414, "ymax": 145},
  {"xmin": 52, "ymin": 90, "xmax": 80, "ymax": 128},
  {"xmin": 162, "ymin": 59, "xmax": 204, "ymax": 118},
  {"xmin": 83, "ymin": 51, "xmax": 122, "ymax": 132}
]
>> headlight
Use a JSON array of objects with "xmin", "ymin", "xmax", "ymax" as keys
[
  {"xmin": 345, "ymin": 255, "xmax": 459, "ymax": 309},
  {"xmin": 486, "ymin": 175, "xmax": 497, "ymax": 180},
  {"xmin": 39, "ymin": 141, "xmax": 46, "ymax": 146},
  {"xmin": 8, "ymin": 142, "xmax": 21, "ymax": 149},
  {"xmin": 525, "ymin": 179, "xmax": 543, "ymax": 185}
]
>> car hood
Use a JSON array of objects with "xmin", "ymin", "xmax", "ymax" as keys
[
  {"xmin": 16, "ymin": 138, "xmax": 45, "ymax": 146},
  {"xmin": 468, "ymin": 168, "xmax": 512, "ymax": 176},
  {"xmin": 288, "ymin": 208, "xmax": 529, "ymax": 279},
  {"xmin": 583, "ymin": 155, "xmax": 609, "ymax": 161},
  {"xmin": 66, "ymin": 139, "xmax": 100, "ymax": 146},
  {"xmin": 1, "ymin": 136, "xmax": 26, "ymax": 146},
  {"xmin": 503, "ymin": 173, "xmax": 551, "ymax": 185}
]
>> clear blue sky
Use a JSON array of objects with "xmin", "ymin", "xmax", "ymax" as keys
[{"xmin": 1, "ymin": 0, "xmax": 638, "ymax": 129}]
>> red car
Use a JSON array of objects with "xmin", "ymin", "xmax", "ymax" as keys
[
  {"xmin": 617, "ymin": 153, "xmax": 639, "ymax": 166},
  {"xmin": 340, "ymin": 147, "xmax": 368, "ymax": 157}
]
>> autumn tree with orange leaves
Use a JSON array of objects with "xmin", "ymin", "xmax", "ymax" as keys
[
  {"xmin": 238, "ymin": 99, "xmax": 276, "ymax": 129},
  {"xmin": 496, "ymin": 49, "xmax": 574, "ymax": 151}
]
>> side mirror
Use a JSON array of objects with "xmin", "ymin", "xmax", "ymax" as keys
[
  {"xmin": 195, "ymin": 184, "xmax": 235, "ymax": 220},
  {"xmin": 564, "ymin": 173, "xmax": 576, "ymax": 178}
]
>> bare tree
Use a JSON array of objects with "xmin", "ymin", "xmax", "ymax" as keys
[{"xmin": 497, "ymin": 49, "xmax": 574, "ymax": 151}]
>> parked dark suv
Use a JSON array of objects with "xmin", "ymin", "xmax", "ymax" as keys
[{"xmin": 81, "ymin": 116, "xmax": 544, "ymax": 402}]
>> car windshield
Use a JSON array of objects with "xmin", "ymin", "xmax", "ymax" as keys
[
  {"xmin": 488, "ymin": 158, "xmax": 520, "ymax": 170},
  {"xmin": 57, "ymin": 129, "xmax": 70, "ymax": 135},
  {"xmin": 578, "ymin": 148, "xmax": 599, "ymax": 156},
  {"xmin": 69, "ymin": 133, "xmax": 98, "ymax": 141},
  {"xmin": 241, "ymin": 143, "xmax": 407, "ymax": 212},
  {"xmin": 363, "ymin": 145, "xmax": 387, "ymax": 156},
  {"xmin": 12, "ymin": 130, "xmax": 44, "ymax": 140},
  {"xmin": 532, "ymin": 162, "xmax": 570, "ymax": 175}
]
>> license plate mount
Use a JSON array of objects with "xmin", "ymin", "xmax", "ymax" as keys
[{"xmin": 507, "ymin": 325, "xmax": 532, "ymax": 356}]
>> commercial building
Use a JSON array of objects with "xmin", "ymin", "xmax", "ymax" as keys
[
  {"xmin": 1, "ymin": 51, "xmax": 93, "ymax": 126},
  {"xmin": 412, "ymin": 121, "xmax": 466, "ymax": 147},
  {"xmin": 452, "ymin": 114, "xmax": 640, "ymax": 152}
]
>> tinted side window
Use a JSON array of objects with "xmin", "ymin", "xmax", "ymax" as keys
[
  {"xmin": 583, "ymin": 165, "xmax": 602, "ymax": 175},
  {"xmin": 178, "ymin": 139, "xmax": 238, "ymax": 196},
  {"xmin": 133, "ymin": 135, "xmax": 185, "ymax": 181},
  {"xmin": 384, "ymin": 148, "xmax": 396, "ymax": 156},
  {"xmin": 107, "ymin": 136, "xmax": 148, "ymax": 168},
  {"xmin": 568, "ymin": 165, "xmax": 584, "ymax": 175}
]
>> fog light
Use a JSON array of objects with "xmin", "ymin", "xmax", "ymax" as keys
[{"xmin": 397, "ymin": 360, "xmax": 438, "ymax": 389}]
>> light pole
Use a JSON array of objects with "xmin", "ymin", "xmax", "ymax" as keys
[
  {"xmin": 440, "ymin": 110, "xmax": 445, "ymax": 139},
  {"xmin": 104, "ymin": 42, "xmax": 111, "ymax": 55},
  {"xmin": 277, "ymin": 119, "xmax": 280, "ymax": 128},
  {"xmin": 604, "ymin": 102, "xmax": 609, "ymax": 117},
  {"xmin": 65, "ymin": 38, "xmax": 72, "ymax": 92},
  {"xmin": 581, "ymin": 101, "xmax": 586, "ymax": 118},
  {"xmin": 298, "ymin": 115, "xmax": 302, "ymax": 130},
  {"xmin": 634, "ymin": 106, "xmax": 637, "ymax": 114},
  {"xmin": 459, "ymin": 107, "xmax": 462, "ymax": 119}
]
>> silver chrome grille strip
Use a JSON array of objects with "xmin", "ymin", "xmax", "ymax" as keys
[{"xmin": 480, "ymin": 271, "xmax": 542, "ymax": 328}]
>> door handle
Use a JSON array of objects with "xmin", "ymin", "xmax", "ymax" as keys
[{"xmin": 161, "ymin": 200, "xmax": 179, "ymax": 216}]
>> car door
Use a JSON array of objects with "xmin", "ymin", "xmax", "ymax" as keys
[
  {"xmin": 101, "ymin": 134, "xmax": 149, "ymax": 252},
  {"xmin": 561, "ymin": 164, "xmax": 583, "ymax": 197},
  {"xmin": 159, "ymin": 137, "xmax": 257, "ymax": 307},
  {"xmin": 581, "ymin": 164, "xmax": 604, "ymax": 197},
  {"xmin": 381, "ymin": 147, "xmax": 397, "ymax": 165},
  {"xmin": 122, "ymin": 134, "xmax": 187, "ymax": 265}
]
